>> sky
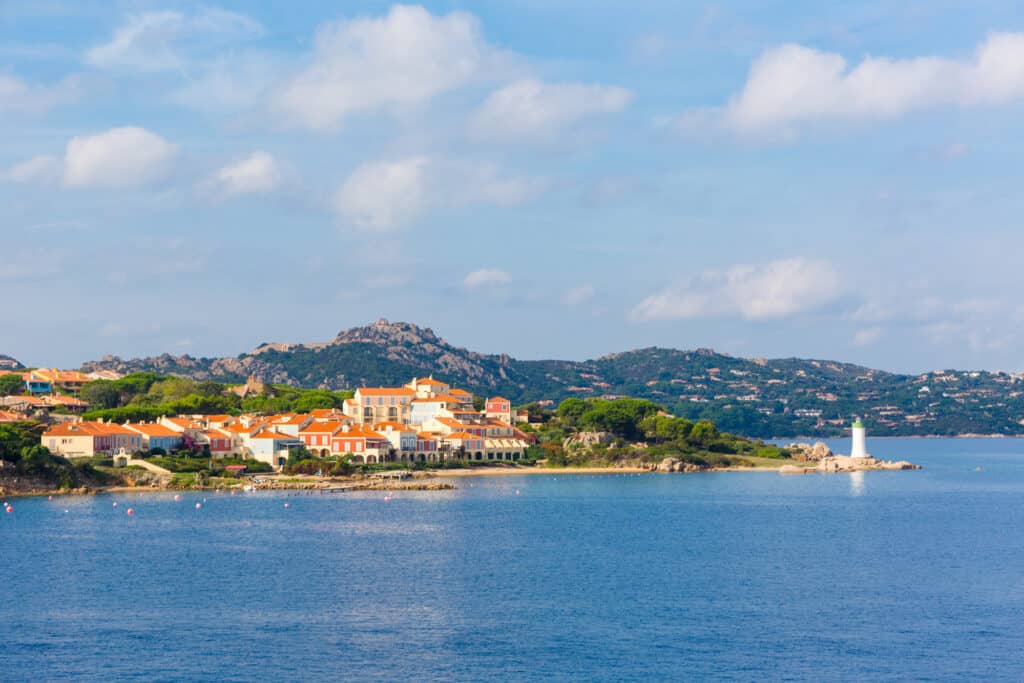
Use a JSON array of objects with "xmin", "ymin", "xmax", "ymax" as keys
[{"xmin": 3, "ymin": 1, "xmax": 1024, "ymax": 373}]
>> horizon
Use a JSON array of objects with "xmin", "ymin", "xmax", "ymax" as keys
[{"xmin": 4, "ymin": 2, "xmax": 1024, "ymax": 373}]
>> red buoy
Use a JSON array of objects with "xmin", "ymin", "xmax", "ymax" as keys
[
  {"xmin": 4, "ymin": 505, "xmax": 12, "ymax": 513},
  {"xmin": 127, "ymin": 508, "xmax": 134, "ymax": 516}
]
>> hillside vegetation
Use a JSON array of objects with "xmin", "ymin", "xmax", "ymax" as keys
[{"xmin": 79, "ymin": 319, "xmax": 1024, "ymax": 437}]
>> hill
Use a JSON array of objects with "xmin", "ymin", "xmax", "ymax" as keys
[
  {"xmin": 0, "ymin": 354, "xmax": 22, "ymax": 370},
  {"xmin": 80, "ymin": 319, "xmax": 1024, "ymax": 438}
]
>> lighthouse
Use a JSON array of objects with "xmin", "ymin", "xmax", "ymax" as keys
[{"xmin": 850, "ymin": 419, "xmax": 868, "ymax": 459}]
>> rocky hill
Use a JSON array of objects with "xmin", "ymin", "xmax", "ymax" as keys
[
  {"xmin": 80, "ymin": 319, "xmax": 1024, "ymax": 438},
  {"xmin": 0, "ymin": 354, "xmax": 23, "ymax": 370}
]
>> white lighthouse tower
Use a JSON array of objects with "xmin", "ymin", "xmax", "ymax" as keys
[{"xmin": 850, "ymin": 419, "xmax": 868, "ymax": 459}]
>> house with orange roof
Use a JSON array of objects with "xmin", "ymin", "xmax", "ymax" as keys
[
  {"xmin": 414, "ymin": 432, "xmax": 440, "ymax": 461},
  {"xmin": 330, "ymin": 425, "xmax": 390, "ymax": 463},
  {"xmin": 405, "ymin": 376, "xmax": 451, "ymax": 399},
  {"xmin": 270, "ymin": 413, "xmax": 313, "ymax": 437},
  {"xmin": 299, "ymin": 421, "xmax": 344, "ymax": 456},
  {"xmin": 373, "ymin": 421, "xmax": 418, "ymax": 453},
  {"xmin": 485, "ymin": 397, "xmax": 513, "ymax": 423},
  {"xmin": 42, "ymin": 421, "xmax": 143, "ymax": 457},
  {"xmin": 441, "ymin": 431, "xmax": 487, "ymax": 457},
  {"xmin": 24, "ymin": 369, "xmax": 91, "ymax": 394},
  {"xmin": 352, "ymin": 387, "xmax": 415, "ymax": 425},
  {"xmin": 424, "ymin": 416, "xmax": 487, "ymax": 438},
  {"xmin": 42, "ymin": 394, "xmax": 90, "ymax": 412},
  {"xmin": 198, "ymin": 428, "xmax": 237, "ymax": 457},
  {"xmin": 124, "ymin": 423, "xmax": 185, "ymax": 452},
  {"xmin": 247, "ymin": 430, "xmax": 302, "ymax": 469},
  {"xmin": 0, "ymin": 410, "xmax": 24, "ymax": 423}
]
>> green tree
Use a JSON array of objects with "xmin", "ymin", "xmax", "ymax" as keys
[
  {"xmin": 81, "ymin": 381, "xmax": 121, "ymax": 409},
  {"xmin": 688, "ymin": 420, "xmax": 720, "ymax": 447},
  {"xmin": 0, "ymin": 373, "xmax": 24, "ymax": 396},
  {"xmin": 557, "ymin": 398, "xmax": 587, "ymax": 422}
]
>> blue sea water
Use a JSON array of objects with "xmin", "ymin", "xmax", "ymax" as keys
[{"xmin": 2, "ymin": 438, "xmax": 1024, "ymax": 682}]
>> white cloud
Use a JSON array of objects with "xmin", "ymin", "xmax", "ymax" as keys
[
  {"xmin": 334, "ymin": 156, "xmax": 544, "ymax": 231},
  {"xmin": 85, "ymin": 7, "xmax": 263, "ymax": 73},
  {"xmin": 471, "ymin": 79, "xmax": 632, "ymax": 140},
  {"xmin": 632, "ymin": 258, "xmax": 841, "ymax": 321},
  {"xmin": 562, "ymin": 284, "xmax": 595, "ymax": 306},
  {"xmin": 273, "ymin": 4, "xmax": 510, "ymax": 130},
  {"xmin": 1, "ymin": 155, "xmax": 61, "ymax": 183},
  {"xmin": 335, "ymin": 156, "xmax": 429, "ymax": 231},
  {"xmin": 464, "ymin": 269, "xmax": 511, "ymax": 289},
  {"xmin": 0, "ymin": 72, "xmax": 82, "ymax": 113},
  {"xmin": 212, "ymin": 151, "xmax": 281, "ymax": 197},
  {"xmin": 170, "ymin": 51, "xmax": 285, "ymax": 113},
  {"xmin": 680, "ymin": 32, "xmax": 1024, "ymax": 136},
  {"xmin": 852, "ymin": 327, "xmax": 884, "ymax": 347},
  {"xmin": 63, "ymin": 127, "xmax": 177, "ymax": 188}
]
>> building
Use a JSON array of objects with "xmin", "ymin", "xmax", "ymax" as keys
[
  {"xmin": 124, "ymin": 423, "xmax": 185, "ymax": 453},
  {"xmin": 330, "ymin": 425, "xmax": 390, "ymax": 463},
  {"xmin": 350, "ymin": 387, "xmax": 415, "ymax": 425},
  {"xmin": 485, "ymin": 397, "xmax": 512, "ymax": 423},
  {"xmin": 246, "ymin": 430, "xmax": 302, "ymax": 468},
  {"xmin": 42, "ymin": 421, "xmax": 143, "ymax": 458}
]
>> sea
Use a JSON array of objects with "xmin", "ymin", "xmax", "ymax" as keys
[{"xmin": 2, "ymin": 437, "xmax": 1023, "ymax": 682}]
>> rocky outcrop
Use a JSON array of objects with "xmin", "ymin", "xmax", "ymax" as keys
[
  {"xmin": 788, "ymin": 442, "xmax": 833, "ymax": 462},
  {"xmin": 656, "ymin": 457, "xmax": 703, "ymax": 473},
  {"xmin": 563, "ymin": 431, "xmax": 614, "ymax": 450},
  {"xmin": 0, "ymin": 354, "xmax": 22, "ymax": 370},
  {"xmin": 817, "ymin": 456, "xmax": 920, "ymax": 472}
]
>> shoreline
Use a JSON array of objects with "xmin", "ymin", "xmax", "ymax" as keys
[{"xmin": 0, "ymin": 460, "xmax": 864, "ymax": 498}]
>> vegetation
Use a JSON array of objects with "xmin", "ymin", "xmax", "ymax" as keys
[
  {"xmin": 78, "ymin": 321, "xmax": 1024, "ymax": 437},
  {"xmin": 0, "ymin": 422, "xmax": 110, "ymax": 489},
  {"xmin": 521, "ymin": 397, "xmax": 788, "ymax": 469},
  {"xmin": 81, "ymin": 372, "xmax": 353, "ymax": 421},
  {"xmin": 0, "ymin": 372, "xmax": 24, "ymax": 396}
]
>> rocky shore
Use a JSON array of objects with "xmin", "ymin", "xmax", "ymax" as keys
[{"xmin": 779, "ymin": 441, "xmax": 920, "ymax": 474}]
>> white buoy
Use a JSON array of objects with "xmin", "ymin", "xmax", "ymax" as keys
[
  {"xmin": 112, "ymin": 501, "xmax": 118, "ymax": 507},
  {"xmin": 174, "ymin": 494, "xmax": 181, "ymax": 501},
  {"xmin": 284, "ymin": 503, "xmax": 290, "ymax": 508},
  {"xmin": 195, "ymin": 502, "xmax": 202, "ymax": 510}
]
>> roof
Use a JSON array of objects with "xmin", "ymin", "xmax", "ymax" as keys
[
  {"xmin": 416, "ymin": 432, "xmax": 439, "ymax": 440},
  {"xmin": 414, "ymin": 377, "xmax": 448, "ymax": 386},
  {"xmin": 444, "ymin": 431, "xmax": 481, "ymax": 440},
  {"xmin": 300, "ymin": 421, "xmax": 345, "ymax": 434},
  {"xmin": 487, "ymin": 397, "xmax": 510, "ymax": 403},
  {"xmin": 204, "ymin": 414, "xmax": 231, "ymax": 422},
  {"xmin": 251, "ymin": 430, "xmax": 301, "ymax": 440},
  {"xmin": 43, "ymin": 395, "xmax": 90, "ymax": 406},
  {"xmin": 333, "ymin": 426, "xmax": 386, "ymax": 439},
  {"xmin": 43, "ymin": 421, "xmax": 137, "ymax": 437},
  {"xmin": 125, "ymin": 423, "xmax": 181, "ymax": 437},
  {"xmin": 449, "ymin": 389, "xmax": 472, "ymax": 396},
  {"xmin": 355, "ymin": 387, "xmax": 416, "ymax": 396},
  {"xmin": 373, "ymin": 421, "xmax": 413, "ymax": 431}
]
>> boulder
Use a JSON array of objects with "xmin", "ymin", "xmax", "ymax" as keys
[
  {"xmin": 563, "ymin": 431, "xmax": 614, "ymax": 450},
  {"xmin": 788, "ymin": 441, "xmax": 833, "ymax": 463},
  {"xmin": 656, "ymin": 457, "xmax": 702, "ymax": 473}
]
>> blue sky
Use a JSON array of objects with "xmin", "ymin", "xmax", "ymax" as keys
[{"xmin": 3, "ymin": 1, "xmax": 1024, "ymax": 373}]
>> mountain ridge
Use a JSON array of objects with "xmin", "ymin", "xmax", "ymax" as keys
[{"xmin": 79, "ymin": 319, "xmax": 1024, "ymax": 438}]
